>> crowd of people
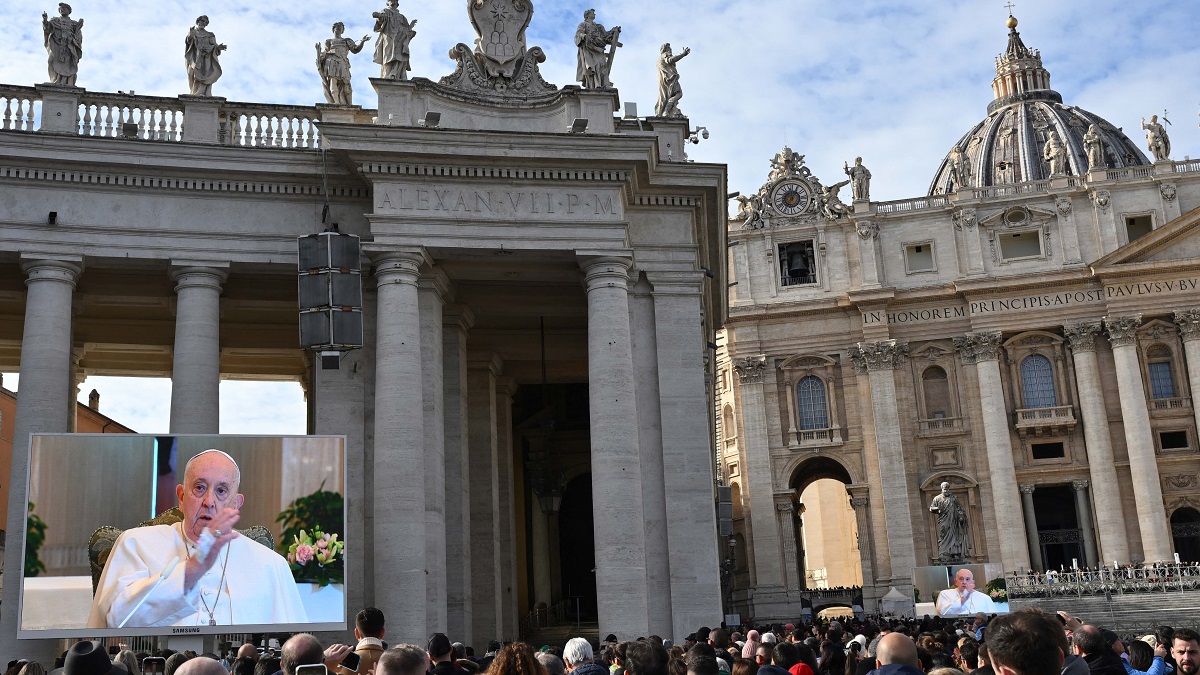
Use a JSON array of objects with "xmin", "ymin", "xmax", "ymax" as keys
[{"xmin": 10, "ymin": 606, "xmax": 1199, "ymax": 675}]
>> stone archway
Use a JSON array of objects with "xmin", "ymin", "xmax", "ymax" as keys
[{"xmin": 788, "ymin": 457, "xmax": 862, "ymax": 591}]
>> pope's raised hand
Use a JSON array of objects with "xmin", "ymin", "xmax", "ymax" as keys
[{"xmin": 183, "ymin": 507, "xmax": 240, "ymax": 592}]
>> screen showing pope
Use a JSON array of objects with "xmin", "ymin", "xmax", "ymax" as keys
[{"xmin": 87, "ymin": 449, "xmax": 307, "ymax": 628}]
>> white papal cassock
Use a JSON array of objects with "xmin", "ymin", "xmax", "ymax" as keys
[
  {"xmin": 934, "ymin": 587, "xmax": 997, "ymax": 616},
  {"xmin": 87, "ymin": 522, "xmax": 308, "ymax": 628}
]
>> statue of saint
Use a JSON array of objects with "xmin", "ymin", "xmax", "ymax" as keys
[
  {"xmin": 735, "ymin": 193, "xmax": 765, "ymax": 230},
  {"xmin": 575, "ymin": 9, "xmax": 621, "ymax": 89},
  {"xmin": 948, "ymin": 147, "xmax": 972, "ymax": 190},
  {"xmin": 654, "ymin": 43, "xmax": 691, "ymax": 118},
  {"xmin": 1141, "ymin": 115, "xmax": 1171, "ymax": 162},
  {"xmin": 184, "ymin": 16, "xmax": 227, "ymax": 96},
  {"xmin": 372, "ymin": 0, "xmax": 417, "ymax": 81},
  {"xmin": 1083, "ymin": 124, "xmax": 1104, "ymax": 170},
  {"xmin": 845, "ymin": 157, "xmax": 872, "ymax": 201},
  {"xmin": 930, "ymin": 482, "xmax": 968, "ymax": 563},
  {"xmin": 316, "ymin": 23, "xmax": 370, "ymax": 105},
  {"xmin": 819, "ymin": 180, "xmax": 851, "ymax": 220},
  {"xmin": 41, "ymin": 3, "xmax": 83, "ymax": 87},
  {"xmin": 1043, "ymin": 130, "xmax": 1069, "ymax": 176}
]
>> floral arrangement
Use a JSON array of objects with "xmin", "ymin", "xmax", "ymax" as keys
[
  {"xmin": 286, "ymin": 529, "xmax": 344, "ymax": 587},
  {"xmin": 985, "ymin": 577, "xmax": 1007, "ymax": 603}
]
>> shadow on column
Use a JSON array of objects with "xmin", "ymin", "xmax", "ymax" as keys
[{"xmin": 558, "ymin": 473, "xmax": 596, "ymax": 623}]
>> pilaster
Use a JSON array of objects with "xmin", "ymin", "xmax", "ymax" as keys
[
  {"xmin": 1019, "ymin": 485, "xmax": 1044, "ymax": 571},
  {"xmin": 733, "ymin": 355, "xmax": 786, "ymax": 592},
  {"xmin": 442, "ymin": 304, "xmax": 475, "ymax": 644},
  {"xmin": 169, "ymin": 264, "xmax": 228, "ymax": 434},
  {"xmin": 1173, "ymin": 309, "xmax": 1200, "ymax": 441},
  {"xmin": 1071, "ymin": 480, "xmax": 1099, "ymax": 567},
  {"xmin": 418, "ymin": 271, "xmax": 449, "ymax": 633}
]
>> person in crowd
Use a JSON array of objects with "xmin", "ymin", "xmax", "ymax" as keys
[
  {"xmin": 232, "ymin": 657, "xmax": 256, "ymax": 675},
  {"xmin": 254, "ymin": 658, "xmax": 281, "ymax": 675},
  {"xmin": 793, "ymin": 643, "xmax": 818, "ymax": 675},
  {"xmin": 488, "ymin": 643, "xmax": 547, "ymax": 675},
  {"xmin": 175, "ymin": 660, "xmax": 227, "ymax": 675},
  {"xmin": 971, "ymin": 643, "xmax": 993, "ymax": 675},
  {"xmin": 88, "ymin": 450, "xmax": 307, "ymax": 627},
  {"xmin": 480, "ymin": 642, "xmax": 503, "ymax": 672},
  {"xmin": 338, "ymin": 608, "xmax": 387, "ymax": 675},
  {"xmin": 687, "ymin": 655, "xmax": 718, "ymax": 675},
  {"xmin": 377, "ymin": 646, "xmax": 429, "ymax": 675},
  {"xmin": 1073, "ymin": 625, "xmax": 1126, "ymax": 675},
  {"xmin": 281, "ymin": 634, "xmax": 352, "ymax": 675},
  {"xmin": 1124, "ymin": 639, "xmax": 1167, "ymax": 675},
  {"xmin": 626, "ymin": 642, "xmax": 670, "ymax": 675},
  {"xmin": 165, "ymin": 653, "xmax": 191, "ymax": 675},
  {"xmin": 758, "ymin": 642, "xmax": 796, "ymax": 675},
  {"xmin": 114, "ymin": 651, "xmax": 139, "ymax": 675},
  {"xmin": 743, "ymin": 632, "xmax": 764, "ymax": 661},
  {"xmin": 1173, "ymin": 629, "xmax": 1200, "ymax": 675},
  {"xmin": 236, "ymin": 645, "xmax": 260, "ymax": 664},
  {"xmin": 64, "ymin": 642, "xmax": 132, "ymax": 675},
  {"xmin": 732, "ymin": 660, "xmax": 758, "ymax": 675},
  {"xmin": 426, "ymin": 634, "xmax": 465, "ymax": 675},
  {"xmin": 539, "ymin": 654, "xmax": 568, "ymax": 675},
  {"xmin": 868, "ymin": 634, "xmax": 923, "ymax": 675},
  {"xmin": 16, "ymin": 663, "xmax": 44, "ymax": 675},
  {"xmin": 565, "ymin": 638, "xmax": 606, "ymax": 675},
  {"xmin": 818, "ymin": 643, "xmax": 845, "ymax": 675},
  {"xmin": 984, "ymin": 609, "xmax": 1066, "ymax": 675},
  {"xmin": 844, "ymin": 643, "xmax": 862, "ymax": 675}
]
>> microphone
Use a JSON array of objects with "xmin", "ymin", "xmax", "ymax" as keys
[{"xmin": 117, "ymin": 556, "xmax": 181, "ymax": 629}]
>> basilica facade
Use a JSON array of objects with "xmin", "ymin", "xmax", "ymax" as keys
[{"xmin": 717, "ymin": 16, "xmax": 1200, "ymax": 619}]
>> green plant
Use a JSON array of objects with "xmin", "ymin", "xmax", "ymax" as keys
[
  {"xmin": 25, "ymin": 502, "xmax": 47, "ymax": 577},
  {"xmin": 914, "ymin": 587, "xmax": 920, "ymax": 603},
  {"xmin": 276, "ymin": 485, "xmax": 344, "ymax": 586},
  {"xmin": 985, "ymin": 577, "xmax": 1007, "ymax": 603}
]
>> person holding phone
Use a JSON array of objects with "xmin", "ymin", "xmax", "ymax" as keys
[
  {"xmin": 87, "ymin": 449, "xmax": 307, "ymax": 627},
  {"xmin": 336, "ymin": 609, "xmax": 386, "ymax": 675}
]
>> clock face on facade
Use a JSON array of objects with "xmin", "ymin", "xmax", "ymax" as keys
[{"xmin": 772, "ymin": 180, "xmax": 811, "ymax": 215}]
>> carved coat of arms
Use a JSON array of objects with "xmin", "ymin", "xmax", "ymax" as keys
[{"xmin": 469, "ymin": 0, "xmax": 532, "ymax": 78}]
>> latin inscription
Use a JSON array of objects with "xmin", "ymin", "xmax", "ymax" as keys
[
  {"xmin": 863, "ymin": 306, "xmax": 967, "ymax": 326},
  {"xmin": 1105, "ymin": 278, "xmax": 1200, "ymax": 298},
  {"xmin": 375, "ymin": 186, "xmax": 619, "ymax": 219}
]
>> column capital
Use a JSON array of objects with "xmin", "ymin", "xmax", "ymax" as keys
[
  {"xmin": 170, "ymin": 265, "xmax": 228, "ymax": 292},
  {"xmin": 850, "ymin": 340, "xmax": 908, "ymax": 371},
  {"xmin": 372, "ymin": 249, "xmax": 429, "ymax": 286},
  {"xmin": 954, "ymin": 331, "xmax": 1003, "ymax": 364},
  {"xmin": 1071, "ymin": 479, "xmax": 1090, "ymax": 491},
  {"xmin": 774, "ymin": 499, "xmax": 795, "ymax": 514},
  {"xmin": 495, "ymin": 376, "xmax": 518, "ymax": 399},
  {"xmin": 1174, "ymin": 308, "xmax": 1200, "ymax": 343},
  {"xmin": 442, "ymin": 304, "xmax": 476, "ymax": 333},
  {"xmin": 467, "ymin": 352, "xmax": 503, "ymax": 376},
  {"xmin": 579, "ymin": 254, "xmax": 633, "ymax": 291},
  {"xmin": 733, "ymin": 355, "xmax": 767, "ymax": 384},
  {"xmin": 644, "ymin": 269, "xmax": 705, "ymax": 295},
  {"xmin": 21, "ymin": 257, "xmax": 82, "ymax": 287},
  {"xmin": 1063, "ymin": 320, "xmax": 1103, "ymax": 353},
  {"xmin": 1104, "ymin": 314, "xmax": 1142, "ymax": 348},
  {"xmin": 1019, "ymin": 484, "xmax": 1037, "ymax": 495},
  {"xmin": 418, "ymin": 267, "xmax": 453, "ymax": 302}
]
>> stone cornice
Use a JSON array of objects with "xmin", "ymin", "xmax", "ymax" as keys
[
  {"xmin": 0, "ymin": 164, "xmax": 370, "ymax": 199},
  {"xmin": 358, "ymin": 161, "xmax": 630, "ymax": 184}
]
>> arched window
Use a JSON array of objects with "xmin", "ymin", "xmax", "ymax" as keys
[
  {"xmin": 1147, "ymin": 345, "xmax": 1177, "ymax": 400},
  {"xmin": 797, "ymin": 376, "xmax": 830, "ymax": 430},
  {"xmin": 1020, "ymin": 354, "xmax": 1057, "ymax": 408},
  {"xmin": 723, "ymin": 404, "xmax": 736, "ymax": 439},
  {"xmin": 921, "ymin": 366, "xmax": 951, "ymax": 419},
  {"xmin": 731, "ymin": 482, "xmax": 743, "ymax": 520}
]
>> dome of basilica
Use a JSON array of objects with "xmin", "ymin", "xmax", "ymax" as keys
[{"xmin": 927, "ymin": 16, "xmax": 1150, "ymax": 196}]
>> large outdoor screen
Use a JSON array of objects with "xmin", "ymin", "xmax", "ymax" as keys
[{"xmin": 18, "ymin": 434, "xmax": 347, "ymax": 638}]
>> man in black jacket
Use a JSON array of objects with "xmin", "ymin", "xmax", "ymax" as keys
[
  {"xmin": 428, "ymin": 634, "xmax": 467, "ymax": 675},
  {"xmin": 1073, "ymin": 626, "xmax": 1125, "ymax": 675}
]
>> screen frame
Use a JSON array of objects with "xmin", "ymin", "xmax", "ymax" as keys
[{"xmin": 17, "ymin": 433, "xmax": 349, "ymax": 639}]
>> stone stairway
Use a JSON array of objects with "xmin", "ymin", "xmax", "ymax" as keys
[
  {"xmin": 1011, "ymin": 590, "xmax": 1200, "ymax": 634},
  {"xmin": 525, "ymin": 622, "xmax": 600, "ymax": 650}
]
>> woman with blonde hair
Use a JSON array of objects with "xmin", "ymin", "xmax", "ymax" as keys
[
  {"xmin": 486, "ymin": 643, "xmax": 547, "ymax": 675},
  {"xmin": 115, "ymin": 651, "xmax": 140, "ymax": 675}
]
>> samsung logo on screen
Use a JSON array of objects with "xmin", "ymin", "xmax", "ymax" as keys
[{"xmin": 172, "ymin": 628, "xmax": 202, "ymax": 634}]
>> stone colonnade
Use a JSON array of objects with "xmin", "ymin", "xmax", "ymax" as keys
[{"xmin": 733, "ymin": 310, "xmax": 1200, "ymax": 611}]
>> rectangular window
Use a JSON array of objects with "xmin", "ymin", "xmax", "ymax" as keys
[
  {"xmin": 1160, "ymin": 431, "xmax": 1189, "ymax": 450},
  {"xmin": 999, "ymin": 230, "xmax": 1043, "ymax": 260},
  {"xmin": 779, "ymin": 240, "xmax": 817, "ymax": 287},
  {"xmin": 1149, "ymin": 361, "xmax": 1176, "ymax": 399},
  {"xmin": 1126, "ymin": 215, "xmax": 1154, "ymax": 243},
  {"xmin": 1031, "ymin": 441, "xmax": 1065, "ymax": 459},
  {"xmin": 904, "ymin": 242, "xmax": 936, "ymax": 274}
]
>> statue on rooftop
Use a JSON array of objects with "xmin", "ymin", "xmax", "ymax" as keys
[
  {"xmin": 184, "ymin": 16, "xmax": 227, "ymax": 96},
  {"xmin": 41, "ymin": 3, "xmax": 83, "ymax": 87},
  {"xmin": 1141, "ymin": 115, "xmax": 1171, "ymax": 162},
  {"xmin": 769, "ymin": 147, "xmax": 804, "ymax": 180},
  {"xmin": 654, "ymin": 43, "xmax": 691, "ymax": 118},
  {"xmin": 845, "ymin": 157, "xmax": 872, "ymax": 201},
  {"xmin": 930, "ymin": 482, "xmax": 968, "ymax": 563},
  {"xmin": 948, "ymin": 146, "xmax": 972, "ymax": 191},
  {"xmin": 819, "ymin": 179, "xmax": 851, "ymax": 220},
  {"xmin": 316, "ymin": 23, "xmax": 371, "ymax": 105},
  {"xmin": 372, "ymin": 0, "xmax": 417, "ymax": 81},
  {"xmin": 575, "ymin": 9, "xmax": 621, "ymax": 89},
  {"xmin": 735, "ymin": 193, "xmax": 765, "ymax": 230},
  {"xmin": 1043, "ymin": 130, "xmax": 1068, "ymax": 177},
  {"xmin": 1083, "ymin": 124, "xmax": 1104, "ymax": 170}
]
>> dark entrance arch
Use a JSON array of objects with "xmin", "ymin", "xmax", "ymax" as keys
[
  {"xmin": 558, "ymin": 473, "xmax": 597, "ymax": 621},
  {"xmin": 1173, "ymin": 507, "xmax": 1200, "ymax": 562}
]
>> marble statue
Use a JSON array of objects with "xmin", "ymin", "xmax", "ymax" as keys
[
  {"xmin": 41, "ymin": 3, "xmax": 83, "ymax": 86},
  {"xmin": 735, "ymin": 193, "xmax": 765, "ymax": 230},
  {"xmin": 372, "ymin": 0, "xmax": 417, "ymax": 81},
  {"xmin": 574, "ymin": 9, "xmax": 621, "ymax": 89},
  {"xmin": 654, "ymin": 43, "xmax": 691, "ymax": 118},
  {"xmin": 1043, "ymin": 130, "xmax": 1068, "ymax": 176},
  {"xmin": 317, "ymin": 23, "xmax": 370, "ymax": 105},
  {"xmin": 948, "ymin": 147, "xmax": 972, "ymax": 190},
  {"xmin": 184, "ymin": 16, "xmax": 227, "ymax": 96},
  {"xmin": 845, "ymin": 157, "xmax": 872, "ymax": 201},
  {"xmin": 819, "ymin": 180, "xmax": 851, "ymax": 220},
  {"xmin": 769, "ymin": 147, "xmax": 804, "ymax": 180},
  {"xmin": 929, "ymin": 482, "xmax": 968, "ymax": 563},
  {"xmin": 1142, "ymin": 115, "xmax": 1171, "ymax": 162},
  {"xmin": 1083, "ymin": 124, "xmax": 1104, "ymax": 170}
]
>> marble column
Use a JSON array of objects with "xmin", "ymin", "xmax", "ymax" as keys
[
  {"xmin": 733, "ymin": 355, "xmax": 786, "ymax": 590},
  {"xmin": 530, "ymin": 500, "xmax": 553, "ymax": 607},
  {"xmin": 495, "ymin": 376, "xmax": 519, "ymax": 640},
  {"xmin": 1019, "ymin": 485, "xmax": 1044, "ymax": 571},
  {"xmin": 775, "ymin": 497, "xmax": 800, "ymax": 590},
  {"xmin": 418, "ymin": 273, "xmax": 448, "ymax": 633},
  {"xmin": 442, "ymin": 305, "xmax": 474, "ymax": 644},
  {"xmin": 648, "ymin": 271, "xmax": 721, "ymax": 638},
  {"xmin": 1173, "ymin": 309, "xmax": 1200, "ymax": 439},
  {"xmin": 0, "ymin": 257, "xmax": 81, "ymax": 663},
  {"xmin": 955, "ymin": 331, "xmax": 1031, "ymax": 572},
  {"xmin": 850, "ymin": 366, "xmax": 892, "ymax": 580},
  {"xmin": 1072, "ymin": 480, "xmax": 1099, "ymax": 567},
  {"xmin": 1062, "ymin": 321, "xmax": 1130, "ymax": 563},
  {"xmin": 846, "ymin": 488, "xmax": 877, "ymax": 592},
  {"xmin": 580, "ymin": 255, "xmax": 650, "ymax": 638},
  {"xmin": 371, "ymin": 249, "xmax": 428, "ymax": 643},
  {"xmin": 850, "ymin": 340, "xmax": 917, "ymax": 577},
  {"xmin": 467, "ymin": 355, "xmax": 502, "ymax": 644},
  {"xmin": 169, "ymin": 265, "xmax": 227, "ymax": 434},
  {"xmin": 1105, "ymin": 315, "xmax": 1173, "ymax": 562}
]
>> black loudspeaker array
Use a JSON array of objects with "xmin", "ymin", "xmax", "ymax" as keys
[{"xmin": 297, "ymin": 232, "xmax": 363, "ymax": 363}]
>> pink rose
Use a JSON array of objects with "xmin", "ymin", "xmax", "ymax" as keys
[
  {"xmin": 295, "ymin": 544, "xmax": 315, "ymax": 564},
  {"xmin": 317, "ymin": 538, "xmax": 328, "ymax": 549}
]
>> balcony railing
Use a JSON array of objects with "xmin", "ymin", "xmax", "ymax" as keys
[
  {"xmin": 780, "ymin": 274, "xmax": 817, "ymax": 287},
  {"xmin": 918, "ymin": 417, "xmax": 965, "ymax": 436},
  {"xmin": 1151, "ymin": 397, "xmax": 1191, "ymax": 411},
  {"xmin": 1015, "ymin": 405, "xmax": 1077, "ymax": 436},
  {"xmin": 789, "ymin": 427, "xmax": 843, "ymax": 447}
]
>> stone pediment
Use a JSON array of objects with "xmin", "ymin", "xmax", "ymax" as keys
[
  {"xmin": 1094, "ymin": 205, "xmax": 1200, "ymax": 268},
  {"xmin": 977, "ymin": 204, "xmax": 1057, "ymax": 229}
]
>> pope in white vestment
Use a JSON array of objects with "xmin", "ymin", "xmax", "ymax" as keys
[
  {"xmin": 935, "ymin": 568, "xmax": 997, "ymax": 616},
  {"xmin": 87, "ymin": 449, "xmax": 308, "ymax": 628}
]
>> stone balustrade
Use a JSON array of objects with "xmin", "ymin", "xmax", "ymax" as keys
[
  {"xmin": 0, "ymin": 85, "xmax": 41, "ymax": 131},
  {"xmin": 78, "ymin": 90, "xmax": 184, "ymax": 141},
  {"xmin": 1008, "ymin": 564, "xmax": 1200, "ymax": 598},
  {"xmin": 875, "ymin": 195, "xmax": 949, "ymax": 214}
]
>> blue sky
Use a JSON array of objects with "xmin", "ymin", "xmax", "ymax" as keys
[{"xmin": 2, "ymin": 0, "xmax": 1198, "ymax": 432}]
